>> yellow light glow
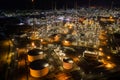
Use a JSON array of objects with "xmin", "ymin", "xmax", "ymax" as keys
[
  {"xmin": 73, "ymin": 57, "xmax": 79, "ymax": 62},
  {"xmin": 99, "ymin": 59, "xmax": 105, "ymax": 63},
  {"xmin": 109, "ymin": 16, "xmax": 113, "ymax": 19},
  {"xmin": 68, "ymin": 25, "xmax": 73, "ymax": 29},
  {"xmin": 54, "ymin": 35, "xmax": 60, "ymax": 42},
  {"xmin": 99, "ymin": 52, "xmax": 104, "ymax": 56},
  {"xmin": 99, "ymin": 35, "xmax": 107, "ymax": 40},
  {"xmin": 107, "ymin": 56, "xmax": 111, "ymax": 60},
  {"xmin": 40, "ymin": 39, "xmax": 48, "ymax": 44},
  {"xmin": 18, "ymin": 60, "xmax": 25, "ymax": 67},
  {"xmin": 31, "ymin": 42, "xmax": 35, "ymax": 47},
  {"xmin": 48, "ymin": 38, "xmax": 54, "ymax": 43},
  {"xmin": 40, "ymin": 39, "xmax": 43, "ymax": 42},
  {"xmin": 105, "ymin": 63, "xmax": 114, "ymax": 69},
  {"xmin": 62, "ymin": 40, "xmax": 71, "ymax": 46},
  {"xmin": 99, "ymin": 48, "xmax": 103, "ymax": 51}
]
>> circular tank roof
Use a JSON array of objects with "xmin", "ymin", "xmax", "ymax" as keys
[
  {"xmin": 28, "ymin": 49, "xmax": 44, "ymax": 56},
  {"xmin": 63, "ymin": 57, "xmax": 73, "ymax": 63},
  {"xmin": 30, "ymin": 59, "xmax": 49, "ymax": 70}
]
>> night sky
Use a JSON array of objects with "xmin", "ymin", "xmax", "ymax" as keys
[{"xmin": 0, "ymin": 0, "xmax": 119, "ymax": 10}]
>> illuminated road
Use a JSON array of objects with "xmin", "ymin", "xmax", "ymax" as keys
[{"xmin": 0, "ymin": 39, "xmax": 13, "ymax": 80}]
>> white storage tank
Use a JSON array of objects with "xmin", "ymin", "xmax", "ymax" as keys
[
  {"xmin": 29, "ymin": 59, "xmax": 49, "ymax": 78},
  {"xmin": 63, "ymin": 57, "xmax": 73, "ymax": 69},
  {"xmin": 28, "ymin": 49, "xmax": 44, "ymax": 62}
]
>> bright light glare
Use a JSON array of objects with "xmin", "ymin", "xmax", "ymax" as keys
[
  {"xmin": 44, "ymin": 63, "xmax": 49, "ymax": 67},
  {"xmin": 107, "ymin": 56, "xmax": 111, "ymax": 59},
  {"xmin": 69, "ymin": 60, "xmax": 73, "ymax": 63},
  {"xmin": 31, "ymin": 42, "xmax": 35, "ymax": 46},
  {"xmin": 99, "ymin": 48, "xmax": 103, "ymax": 51},
  {"xmin": 39, "ymin": 52, "xmax": 43, "ymax": 54},
  {"xmin": 105, "ymin": 63, "xmax": 113, "ymax": 69},
  {"xmin": 99, "ymin": 52, "xmax": 104, "ymax": 56}
]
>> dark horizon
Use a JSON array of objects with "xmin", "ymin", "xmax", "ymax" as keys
[{"xmin": 0, "ymin": 0, "xmax": 120, "ymax": 10}]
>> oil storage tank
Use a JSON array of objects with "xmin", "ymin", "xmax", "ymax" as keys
[
  {"xmin": 29, "ymin": 59, "xmax": 49, "ymax": 78},
  {"xmin": 63, "ymin": 57, "xmax": 74, "ymax": 69},
  {"xmin": 28, "ymin": 49, "xmax": 44, "ymax": 62}
]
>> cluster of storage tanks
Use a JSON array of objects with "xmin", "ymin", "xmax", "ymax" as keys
[
  {"xmin": 27, "ymin": 48, "xmax": 74, "ymax": 78},
  {"xmin": 27, "ymin": 48, "xmax": 49, "ymax": 78}
]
